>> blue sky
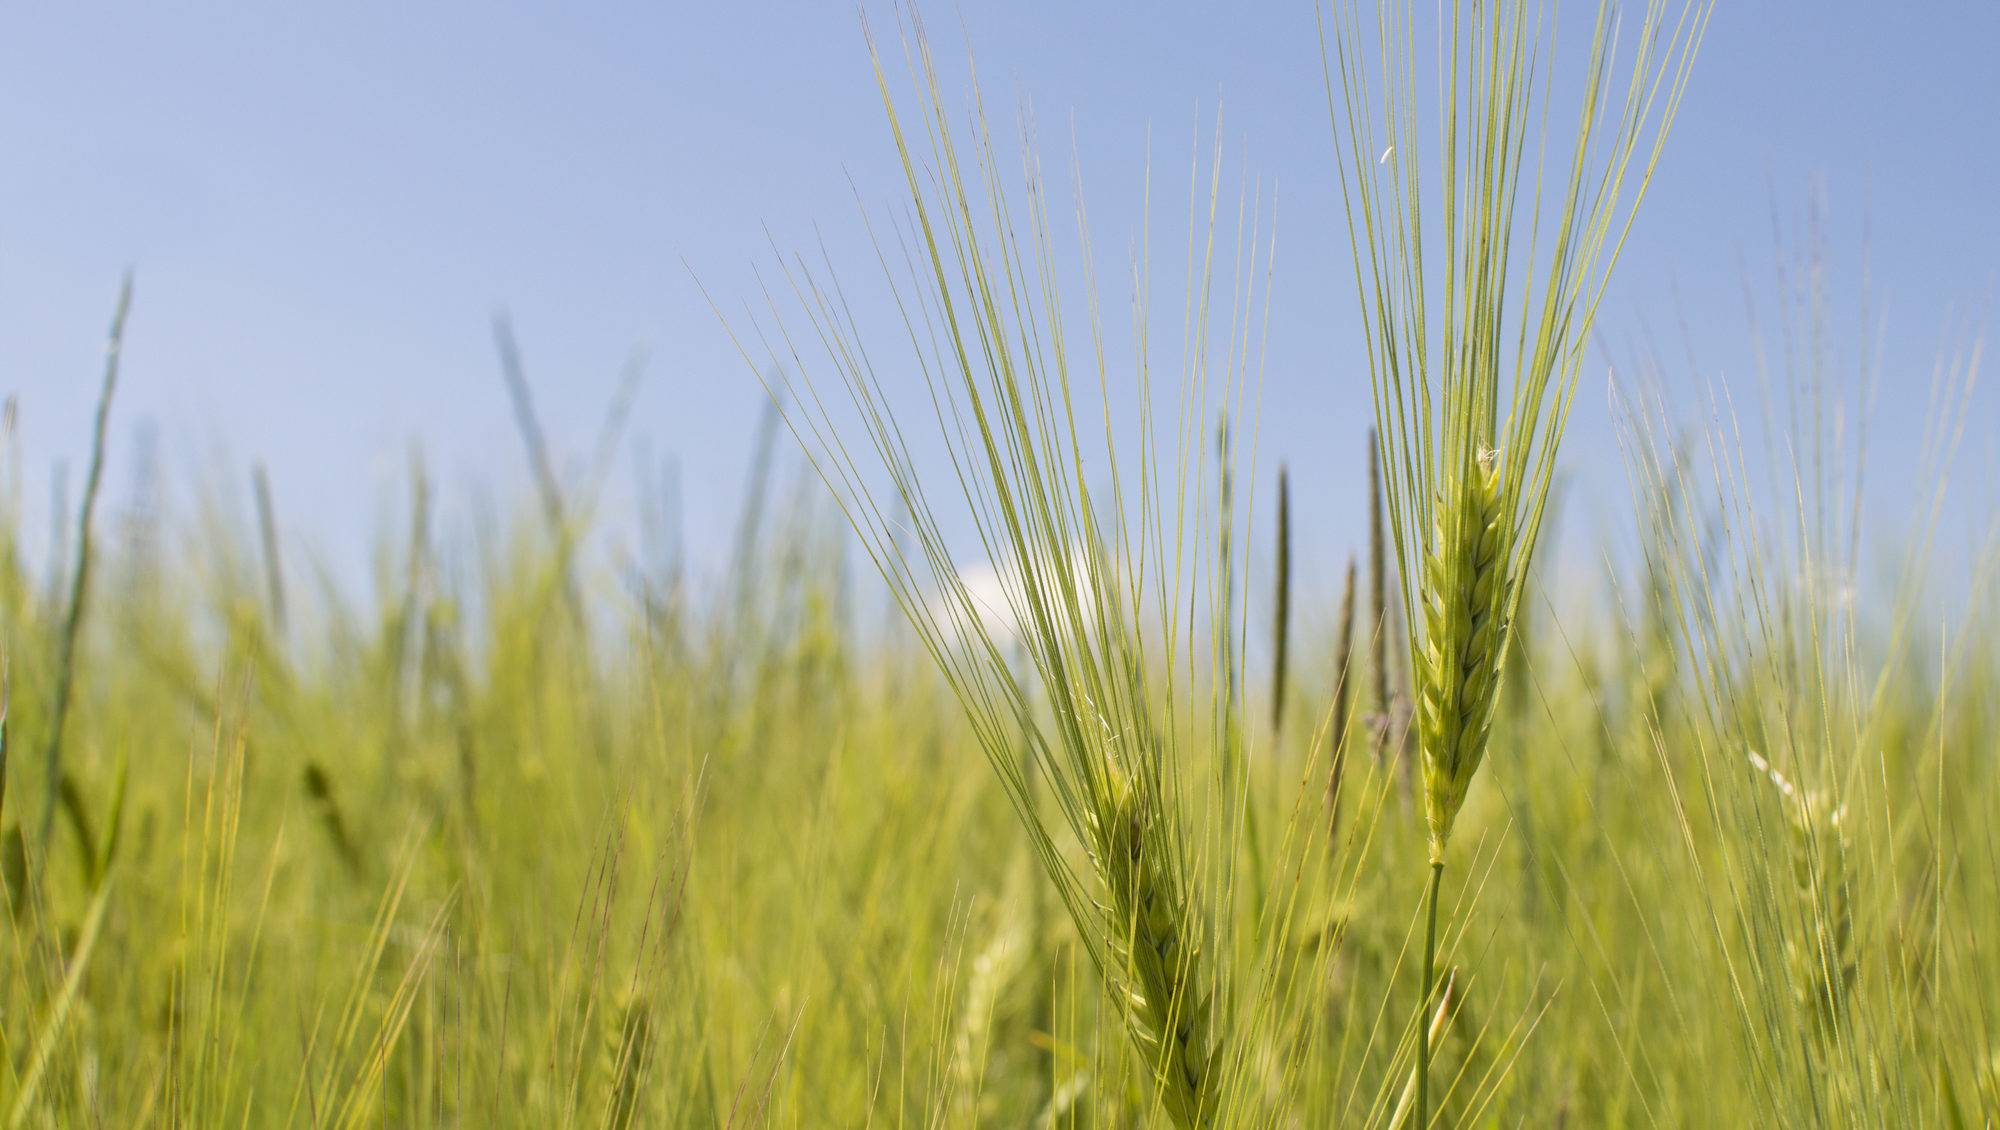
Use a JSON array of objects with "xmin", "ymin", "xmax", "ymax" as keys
[{"xmin": 1, "ymin": 3, "xmax": 1994, "ymax": 603}]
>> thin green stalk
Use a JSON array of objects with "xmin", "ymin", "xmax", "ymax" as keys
[
  {"xmin": 492, "ymin": 311, "xmax": 585, "ymax": 625},
  {"xmin": 1218, "ymin": 416, "xmax": 1240, "ymax": 781},
  {"xmin": 729, "ymin": 392, "xmax": 784, "ymax": 628},
  {"xmin": 252, "ymin": 461, "xmax": 287, "ymax": 635},
  {"xmin": 1328, "ymin": 557, "xmax": 1358, "ymax": 846},
  {"xmin": 1418, "ymin": 859, "xmax": 1443, "ymax": 1130},
  {"xmin": 1271, "ymin": 464, "xmax": 1292, "ymax": 735},
  {"xmin": 39, "ymin": 272, "xmax": 131, "ymax": 852},
  {"xmin": 1368, "ymin": 429, "xmax": 1390, "ymax": 759},
  {"xmin": 492, "ymin": 311, "xmax": 568, "ymax": 542},
  {"xmin": 9, "ymin": 873, "xmax": 113, "ymax": 1126},
  {"xmin": 0, "ymin": 656, "xmax": 10, "ymax": 833}
]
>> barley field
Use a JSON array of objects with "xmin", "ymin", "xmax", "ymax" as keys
[{"xmin": 2, "ymin": 3, "xmax": 1996, "ymax": 1127}]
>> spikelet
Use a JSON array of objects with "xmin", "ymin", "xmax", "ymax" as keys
[
  {"xmin": 1088, "ymin": 773, "xmax": 1215, "ymax": 1128},
  {"xmin": 1416, "ymin": 452, "xmax": 1509, "ymax": 863}
]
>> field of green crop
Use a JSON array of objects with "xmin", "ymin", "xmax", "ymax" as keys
[{"xmin": 2, "ymin": 3, "xmax": 1996, "ymax": 1127}]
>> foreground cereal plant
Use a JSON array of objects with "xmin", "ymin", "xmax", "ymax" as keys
[
  {"xmin": 734, "ymin": 18, "xmax": 1270, "ymax": 1120},
  {"xmin": 1322, "ymin": 0, "xmax": 1709, "ymax": 1121}
]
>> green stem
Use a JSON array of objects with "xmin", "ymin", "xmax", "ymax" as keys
[{"xmin": 1418, "ymin": 859, "xmax": 1444, "ymax": 1130}]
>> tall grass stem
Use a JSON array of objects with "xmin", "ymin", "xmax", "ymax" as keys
[
  {"xmin": 38, "ymin": 272, "xmax": 131, "ymax": 852},
  {"xmin": 1418, "ymin": 859, "xmax": 1443, "ymax": 1129}
]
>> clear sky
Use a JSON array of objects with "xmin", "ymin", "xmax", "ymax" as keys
[{"xmin": 1, "ymin": 3, "xmax": 1994, "ymax": 603}]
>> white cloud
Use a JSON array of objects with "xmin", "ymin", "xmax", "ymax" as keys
[{"xmin": 934, "ymin": 550, "xmax": 1106, "ymax": 653}]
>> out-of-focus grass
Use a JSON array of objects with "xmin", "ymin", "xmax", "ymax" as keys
[{"xmin": 0, "ymin": 287, "xmax": 1988, "ymax": 1125}]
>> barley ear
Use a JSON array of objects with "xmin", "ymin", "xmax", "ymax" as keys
[
  {"xmin": 1089, "ymin": 774, "xmax": 1215, "ymax": 1127},
  {"xmin": 1416, "ymin": 453, "xmax": 1508, "ymax": 863}
]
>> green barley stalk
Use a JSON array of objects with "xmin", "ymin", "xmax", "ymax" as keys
[
  {"xmin": 0, "ymin": 656, "xmax": 9, "ymax": 837},
  {"xmin": 8, "ymin": 873, "xmax": 114, "ymax": 1126},
  {"xmin": 1328, "ymin": 556, "xmax": 1358, "ymax": 846},
  {"xmin": 1321, "ymin": 0, "xmax": 1709, "ymax": 1122},
  {"xmin": 491, "ymin": 312, "xmax": 586, "ymax": 627},
  {"xmin": 39, "ymin": 272, "xmax": 133, "ymax": 853},
  {"xmin": 492, "ymin": 312, "xmax": 568, "ymax": 546},
  {"xmin": 717, "ymin": 15, "xmax": 1271, "ymax": 1122},
  {"xmin": 1366, "ymin": 430, "xmax": 1392, "ymax": 768},
  {"xmin": 1384, "ymin": 966, "xmax": 1460, "ymax": 1129},
  {"xmin": 252, "ymin": 461, "xmax": 288, "ymax": 636},
  {"xmin": 1270, "ymin": 465, "xmax": 1292, "ymax": 737},
  {"xmin": 1749, "ymin": 752, "xmax": 1856, "ymax": 1041}
]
